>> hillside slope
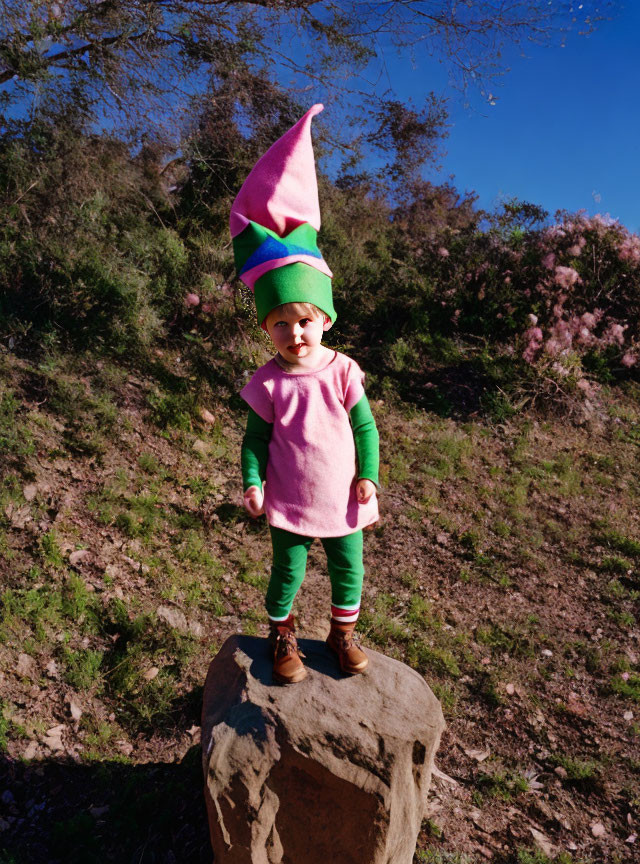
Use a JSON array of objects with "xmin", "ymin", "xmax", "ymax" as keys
[{"xmin": 1, "ymin": 345, "xmax": 639, "ymax": 864}]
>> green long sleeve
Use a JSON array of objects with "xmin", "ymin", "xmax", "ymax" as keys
[
  {"xmin": 349, "ymin": 393, "xmax": 379, "ymax": 486},
  {"xmin": 241, "ymin": 408, "xmax": 273, "ymax": 491}
]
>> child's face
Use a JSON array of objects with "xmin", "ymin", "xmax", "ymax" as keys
[{"xmin": 265, "ymin": 306, "xmax": 331, "ymax": 365}]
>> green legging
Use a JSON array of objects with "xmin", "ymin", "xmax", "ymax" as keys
[{"xmin": 266, "ymin": 526, "xmax": 364, "ymax": 619}]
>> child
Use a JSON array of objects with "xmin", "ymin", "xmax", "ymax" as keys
[{"xmin": 231, "ymin": 105, "xmax": 380, "ymax": 684}]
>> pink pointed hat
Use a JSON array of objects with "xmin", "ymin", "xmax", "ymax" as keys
[{"xmin": 230, "ymin": 104, "xmax": 335, "ymax": 324}]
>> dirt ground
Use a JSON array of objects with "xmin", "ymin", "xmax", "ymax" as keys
[{"xmin": 1, "ymin": 347, "xmax": 639, "ymax": 863}]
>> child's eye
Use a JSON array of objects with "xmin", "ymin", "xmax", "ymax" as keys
[{"xmin": 299, "ymin": 318, "xmax": 311, "ymax": 326}]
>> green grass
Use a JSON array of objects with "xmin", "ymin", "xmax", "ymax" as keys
[
  {"xmin": 39, "ymin": 530, "xmax": 65, "ymax": 568},
  {"xmin": 147, "ymin": 388, "xmax": 198, "ymax": 431},
  {"xmin": 233, "ymin": 548, "xmax": 269, "ymax": 591},
  {"xmin": 138, "ymin": 451, "xmax": 163, "ymax": 474},
  {"xmin": 475, "ymin": 622, "xmax": 537, "ymax": 659},
  {"xmin": 360, "ymin": 593, "xmax": 466, "ymax": 680},
  {"xmin": 596, "ymin": 528, "xmax": 640, "ymax": 558},
  {"xmin": 0, "ymin": 575, "xmax": 100, "ymax": 644},
  {"xmin": 600, "ymin": 555, "xmax": 634, "ymax": 574},
  {"xmin": 475, "ymin": 768, "xmax": 530, "ymax": 801},
  {"xmin": 81, "ymin": 718, "xmax": 129, "ymax": 762},
  {"xmin": 4, "ymin": 345, "xmax": 640, "ymax": 862},
  {"xmin": 185, "ymin": 475, "xmax": 217, "ymax": 505},
  {"xmin": 608, "ymin": 609, "xmax": 636, "ymax": 629},
  {"xmin": 549, "ymin": 753, "xmax": 602, "ymax": 789},
  {"xmin": 430, "ymin": 682, "xmax": 458, "ymax": 714},
  {"xmin": 0, "ymin": 389, "xmax": 35, "ymax": 460},
  {"xmin": 91, "ymin": 598, "xmax": 199, "ymax": 733},
  {"xmin": 611, "ymin": 672, "xmax": 640, "ymax": 703},
  {"xmin": 63, "ymin": 648, "xmax": 104, "ymax": 690},
  {"xmin": 0, "ymin": 701, "xmax": 9, "ymax": 752},
  {"xmin": 415, "ymin": 852, "xmax": 476, "ymax": 864},
  {"xmin": 517, "ymin": 850, "xmax": 584, "ymax": 864}
]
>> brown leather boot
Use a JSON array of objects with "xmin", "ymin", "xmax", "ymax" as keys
[
  {"xmin": 269, "ymin": 614, "xmax": 307, "ymax": 684},
  {"xmin": 326, "ymin": 619, "xmax": 369, "ymax": 674}
]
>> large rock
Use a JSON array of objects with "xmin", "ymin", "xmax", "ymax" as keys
[{"xmin": 201, "ymin": 635, "xmax": 445, "ymax": 864}]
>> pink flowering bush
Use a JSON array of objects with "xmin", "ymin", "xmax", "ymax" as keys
[
  {"xmin": 517, "ymin": 212, "xmax": 640, "ymax": 377},
  {"xmin": 392, "ymin": 201, "xmax": 640, "ymax": 385},
  {"xmin": 350, "ymin": 196, "xmax": 640, "ymax": 410}
]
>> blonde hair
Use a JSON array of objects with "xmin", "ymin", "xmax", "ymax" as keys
[{"xmin": 267, "ymin": 301, "xmax": 326, "ymax": 322}]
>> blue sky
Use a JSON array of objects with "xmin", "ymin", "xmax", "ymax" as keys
[
  {"xmin": 4, "ymin": 3, "xmax": 635, "ymax": 234},
  {"xmin": 376, "ymin": 3, "xmax": 639, "ymax": 233}
]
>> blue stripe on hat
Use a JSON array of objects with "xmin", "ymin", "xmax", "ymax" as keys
[{"xmin": 239, "ymin": 235, "xmax": 323, "ymax": 277}]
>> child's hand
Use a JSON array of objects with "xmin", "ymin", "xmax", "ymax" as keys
[
  {"xmin": 243, "ymin": 485, "xmax": 265, "ymax": 518},
  {"xmin": 356, "ymin": 478, "xmax": 376, "ymax": 504}
]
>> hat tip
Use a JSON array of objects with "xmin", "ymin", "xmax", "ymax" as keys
[{"xmin": 309, "ymin": 103, "xmax": 324, "ymax": 116}]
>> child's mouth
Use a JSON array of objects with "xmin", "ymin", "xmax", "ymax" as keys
[{"xmin": 288, "ymin": 344, "xmax": 304, "ymax": 355}]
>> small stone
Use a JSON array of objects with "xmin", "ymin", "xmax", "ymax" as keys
[
  {"xmin": 16, "ymin": 653, "xmax": 37, "ymax": 680},
  {"xmin": 529, "ymin": 827, "xmax": 557, "ymax": 857},
  {"xmin": 68, "ymin": 698, "xmax": 83, "ymax": 721},
  {"xmin": 431, "ymin": 765, "xmax": 458, "ymax": 786},
  {"xmin": 43, "ymin": 725, "xmax": 65, "ymax": 752},
  {"xmin": 23, "ymin": 484, "xmax": 38, "ymax": 502},
  {"xmin": 481, "ymin": 657, "xmax": 491, "ymax": 665},
  {"xmin": 554, "ymin": 812, "xmax": 570, "ymax": 830},
  {"xmin": 464, "ymin": 748, "xmax": 490, "ymax": 762},
  {"xmin": 541, "ymin": 649, "xmax": 553, "ymax": 657},
  {"xmin": 626, "ymin": 834, "xmax": 637, "ymax": 844},
  {"xmin": 505, "ymin": 683, "xmax": 515, "ymax": 695},
  {"xmin": 193, "ymin": 439, "xmax": 208, "ymax": 456},
  {"xmin": 188, "ymin": 619, "xmax": 204, "ymax": 638},
  {"xmin": 470, "ymin": 808, "xmax": 494, "ymax": 834},
  {"xmin": 69, "ymin": 549, "xmax": 90, "ymax": 566},
  {"xmin": 624, "ymin": 711, "xmax": 634, "ymax": 721},
  {"xmin": 157, "ymin": 605, "xmax": 188, "ymax": 632},
  {"xmin": 554, "ymin": 766, "xmax": 568, "ymax": 779},
  {"xmin": 23, "ymin": 741, "xmax": 39, "ymax": 760},
  {"xmin": 143, "ymin": 667, "xmax": 159, "ymax": 682},
  {"xmin": 122, "ymin": 555, "xmax": 141, "ymax": 571},
  {"xmin": 591, "ymin": 822, "xmax": 606, "ymax": 838},
  {"xmin": 116, "ymin": 740, "xmax": 134, "ymax": 757},
  {"xmin": 200, "ymin": 408, "xmax": 215, "ymax": 425}
]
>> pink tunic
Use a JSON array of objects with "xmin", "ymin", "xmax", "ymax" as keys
[{"xmin": 240, "ymin": 351, "xmax": 379, "ymax": 537}]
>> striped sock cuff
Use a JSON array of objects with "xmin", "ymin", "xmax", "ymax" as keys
[
  {"xmin": 268, "ymin": 612, "xmax": 293, "ymax": 623},
  {"xmin": 331, "ymin": 604, "xmax": 360, "ymax": 623}
]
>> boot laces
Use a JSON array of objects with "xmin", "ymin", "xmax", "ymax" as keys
[
  {"xmin": 274, "ymin": 629, "xmax": 305, "ymax": 659},
  {"xmin": 335, "ymin": 630, "xmax": 360, "ymax": 652}
]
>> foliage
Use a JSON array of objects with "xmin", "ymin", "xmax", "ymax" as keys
[
  {"xmin": 0, "ymin": 108, "xmax": 188, "ymax": 353},
  {"xmin": 2, "ymin": 105, "xmax": 640, "ymax": 412},
  {"xmin": 0, "ymin": 5, "xmax": 637, "ymax": 415},
  {"xmin": 0, "ymin": 1, "xmax": 610, "ymax": 143}
]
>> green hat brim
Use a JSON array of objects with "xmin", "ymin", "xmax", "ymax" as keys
[{"xmin": 255, "ymin": 263, "xmax": 336, "ymax": 325}]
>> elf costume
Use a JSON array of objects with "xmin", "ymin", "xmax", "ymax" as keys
[{"xmin": 232, "ymin": 105, "xmax": 379, "ymax": 682}]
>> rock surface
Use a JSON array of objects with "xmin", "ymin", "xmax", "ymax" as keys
[{"xmin": 202, "ymin": 635, "xmax": 445, "ymax": 864}]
